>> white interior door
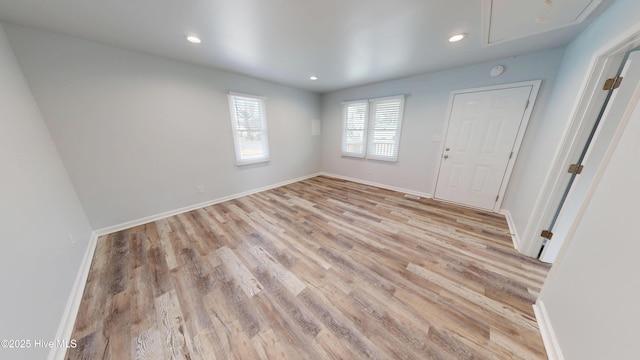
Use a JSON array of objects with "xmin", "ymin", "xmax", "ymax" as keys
[
  {"xmin": 540, "ymin": 50, "xmax": 640, "ymax": 263},
  {"xmin": 434, "ymin": 84, "xmax": 534, "ymax": 210}
]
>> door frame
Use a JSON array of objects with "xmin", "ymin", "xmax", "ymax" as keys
[
  {"xmin": 433, "ymin": 80, "xmax": 542, "ymax": 212},
  {"xmin": 521, "ymin": 30, "xmax": 640, "ymax": 258}
]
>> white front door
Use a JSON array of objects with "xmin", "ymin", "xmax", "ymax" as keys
[{"xmin": 434, "ymin": 84, "xmax": 535, "ymax": 210}]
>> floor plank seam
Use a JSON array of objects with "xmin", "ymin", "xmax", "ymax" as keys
[{"xmin": 67, "ymin": 176, "xmax": 551, "ymax": 360}]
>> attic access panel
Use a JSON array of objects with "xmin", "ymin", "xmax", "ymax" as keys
[{"xmin": 483, "ymin": 0, "xmax": 602, "ymax": 46}]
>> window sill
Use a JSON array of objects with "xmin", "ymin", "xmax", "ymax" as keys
[
  {"xmin": 341, "ymin": 153, "xmax": 366, "ymax": 159},
  {"xmin": 237, "ymin": 158, "xmax": 270, "ymax": 166}
]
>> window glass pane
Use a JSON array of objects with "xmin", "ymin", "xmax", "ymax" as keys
[
  {"xmin": 372, "ymin": 101, "xmax": 401, "ymax": 129},
  {"xmin": 345, "ymin": 130, "xmax": 365, "ymax": 154},
  {"xmin": 342, "ymin": 102, "xmax": 368, "ymax": 156},
  {"xmin": 367, "ymin": 97, "xmax": 404, "ymax": 161},
  {"xmin": 237, "ymin": 130, "xmax": 265, "ymax": 160},
  {"xmin": 233, "ymin": 97, "xmax": 262, "ymax": 130},
  {"xmin": 346, "ymin": 103, "xmax": 367, "ymax": 130},
  {"xmin": 228, "ymin": 93, "xmax": 270, "ymax": 165}
]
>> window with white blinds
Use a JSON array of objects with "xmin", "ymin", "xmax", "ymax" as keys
[
  {"xmin": 367, "ymin": 96, "xmax": 405, "ymax": 161},
  {"xmin": 341, "ymin": 101, "xmax": 369, "ymax": 157},
  {"xmin": 228, "ymin": 93, "xmax": 270, "ymax": 165},
  {"xmin": 341, "ymin": 95, "xmax": 405, "ymax": 162}
]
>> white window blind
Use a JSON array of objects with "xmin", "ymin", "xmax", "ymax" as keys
[
  {"xmin": 341, "ymin": 101, "xmax": 368, "ymax": 157},
  {"xmin": 341, "ymin": 95, "xmax": 405, "ymax": 162},
  {"xmin": 367, "ymin": 96, "xmax": 405, "ymax": 161},
  {"xmin": 228, "ymin": 93, "xmax": 270, "ymax": 165}
]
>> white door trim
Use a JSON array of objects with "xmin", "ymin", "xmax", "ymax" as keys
[{"xmin": 432, "ymin": 80, "xmax": 542, "ymax": 212}]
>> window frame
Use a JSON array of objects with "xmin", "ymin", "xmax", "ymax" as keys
[
  {"xmin": 341, "ymin": 100, "xmax": 369, "ymax": 158},
  {"xmin": 228, "ymin": 92, "xmax": 270, "ymax": 166},
  {"xmin": 366, "ymin": 95, "xmax": 406, "ymax": 162},
  {"xmin": 341, "ymin": 95, "xmax": 405, "ymax": 162}
]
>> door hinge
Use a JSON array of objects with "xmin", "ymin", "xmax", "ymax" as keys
[
  {"xmin": 541, "ymin": 230, "xmax": 553, "ymax": 240},
  {"xmin": 603, "ymin": 76, "xmax": 623, "ymax": 91},
  {"xmin": 509, "ymin": 151, "xmax": 513, "ymax": 159},
  {"xmin": 524, "ymin": 99, "xmax": 530, "ymax": 110},
  {"xmin": 495, "ymin": 195, "xmax": 499, "ymax": 202},
  {"xmin": 568, "ymin": 163, "xmax": 584, "ymax": 174}
]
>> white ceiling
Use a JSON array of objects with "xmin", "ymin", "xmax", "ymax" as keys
[{"xmin": 0, "ymin": 0, "xmax": 613, "ymax": 93}]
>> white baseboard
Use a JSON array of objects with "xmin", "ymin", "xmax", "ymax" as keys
[
  {"xmin": 95, "ymin": 172, "xmax": 322, "ymax": 236},
  {"xmin": 533, "ymin": 300, "xmax": 564, "ymax": 360},
  {"xmin": 499, "ymin": 209, "xmax": 521, "ymax": 250},
  {"xmin": 320, "ymin": 172, "xmax": 432, "ymax": 199},
  {"xmin": 48, "ymin": 232, "xmax": 99, "ymax": 360}
]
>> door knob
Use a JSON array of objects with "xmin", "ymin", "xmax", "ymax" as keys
[
  {"xmin": 443, "ymin": 154, "xmax": 449, "ymax": 159},
  {"xmin": 445, "ymin": 148, "xmax": 450, "ymax": 151}
]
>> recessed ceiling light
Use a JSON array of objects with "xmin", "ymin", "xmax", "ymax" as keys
[
  {"xmin": 186, "ymin": 35, "xmax": 202, "ymax": 44},
  {"xmin": 310, "ymin": 76, "xmax": 318, "ymax": 81},
  {"xmin": 448, "ymin": 33, "xmax": 466, "ymax": 43}
]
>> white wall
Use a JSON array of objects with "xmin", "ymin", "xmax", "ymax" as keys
[
  {"xmin": 321, "ymin": 48, "xmax": 564, "ymax": 204},
  {"xmin": 4, "ymin": 24, "xmax": 322, "ymax": 230},
  {"xmin": 536, "ymin": 0, "xmax": 640, "ymax": 358},
  {"xmin": 0, "ymin": 22, "xmax": 92, "ymax": 360}
]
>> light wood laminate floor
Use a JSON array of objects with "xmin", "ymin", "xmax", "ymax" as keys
[{"xmin": 67, "ymin": 176, "xmax": 551, "ymax": 359}]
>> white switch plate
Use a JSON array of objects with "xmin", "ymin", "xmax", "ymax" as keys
[
  {"xmin": 311, "ymin": 119, "xmax": 321, "ymax": 136},
  {"xmin": 432, "ymin": 135, "xmax": 442, "ymax": 142}
]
